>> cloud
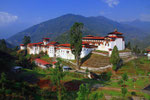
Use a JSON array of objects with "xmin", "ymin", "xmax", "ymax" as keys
[
  {"xmin": 0, "ymin": 12, "xmax": 18, "ymax": 25},
  {"xmin": 103, "ymin": 0, "xmax": 120, "ymax": 7},
  {"xmin": 140, "ymin": 14, "xmax": 150, "ymax": 21}
]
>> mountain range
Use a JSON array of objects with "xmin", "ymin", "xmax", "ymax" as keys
[{"xmin": 7, "ymin": 14, "xmax": 150, "ymax": 48}]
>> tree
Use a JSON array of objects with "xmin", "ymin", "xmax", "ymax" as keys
[
  {"xmin": 100, "ymin": 71, "xmax": 112, "ymax": 81},
  {"xmin": 126, "ymin": 42, "xmax": 131, "ymax": 50},
  {"xmin": 23, "ymin": 36, "xmax": 31, "ymax": 46},
  {"xmin": 121, "ymin": 87, "xmax": 128, "ymax": 97},
  {"xmin": 90, "ymin": 92, "xmax": 104, "ymax": 100},
  {"xmin": 110, "ymin": 46, "xmax": 121, "ymax": 71},
  {"xmin": 50, "ymin": 60, "xmax": 65, "ymax": 100},
  {"xmin": 85, "ymin": 67, "xmax": 89, "ymax": 77},
  {"xmin": 22, "ymin": 36, "xmax": 31, "ymax": 55},
  {"xmin": 122, "ymin": 73, "xmax": 128, "ymax": 87},
  {"xmin": 76, "ymin": 84, "xmax": 90, "ymax": 100},
  {"xmin": 70, "ymin": 22, "xmax": 83, "ymax": 69},
  {"xmin": 132, "ymin": 45, "xmax": 141, "ymax": 55},
  {"xmin": 0, "ymin": 39, "xmax": 7, "ymax": 51},
  {"xmin": 0, "ymin": 72, "xmax": 7, "ymax": 90}
]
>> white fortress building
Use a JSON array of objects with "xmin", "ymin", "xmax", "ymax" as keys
[{"xmin": 20, "ymin": 30, "xmax": 125, "ymax": 60}]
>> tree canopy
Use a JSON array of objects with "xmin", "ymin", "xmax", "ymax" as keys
[
  {"xmin": 70, "ymin": 22, "xmax": 83, "ymax": 69},
  {"xmin": 110, "ymin": 46, "xmax": 121, "ymax": 71},
  {"xmin": 23, "ymin": 36, "xmax": 31, "ymax": 46}
]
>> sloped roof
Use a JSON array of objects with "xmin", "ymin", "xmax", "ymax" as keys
[{"xmin": 35, "ymin": 58, "xmax": 50, "ymax": 65}]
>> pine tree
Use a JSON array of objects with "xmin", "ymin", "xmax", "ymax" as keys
[
  {"xmin": 22, "ymin": 36, "xmax": 31, "ymax": 55},
  {"xmin": 127, "ymin": 42, "xmax": 131, "ymax": 50},
  {"xmin": 76, "ymin": 84, "xmax": 90, "ymax": 100},
  {"xmin": 110, "ymin": 46, "xmax": 120, "ymax": 71},
  {"xmin": 23, "ymin": 36, "xmax": 31, "ymax": 46},
  {"xmin": 0, "ymin": 72, "xmax": 7, "ymax": 90},
  {"xmin": 50, "ymin": 60, "xmax": 65, "ymax": 100},
  {"xmin": 0, "ymin": 39, "xmax": 7, "ymax": 51},
  {"xmin": 122, "ymin": 73, "xmax": 128, "ymax": 87},
  {"xmin": 121, "ymin": 87, "xmax": 128, "ymax": 97},
  {"xmin": 70, "ymin": 22, "xmax": 83, "ymax": 69}
]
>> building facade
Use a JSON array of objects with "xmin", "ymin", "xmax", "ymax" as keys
[{"xmin": 20, "ymin": 30, "xmax": 125, "ymax": 59}]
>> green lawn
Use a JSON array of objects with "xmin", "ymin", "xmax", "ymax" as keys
[
  {"xmin": 117, "ymin": 57, "xmax": 150, "ymax": 76},
  {"xmin": 95, "ymin": 50, "xmax": 108, "ymax": 54},
  {"xmin": 106, "ymin": 77, "xmax": 150, "ymax": 90}
]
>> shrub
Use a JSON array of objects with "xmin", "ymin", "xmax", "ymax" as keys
[
  {"xmin": 118, "ymin": 79, "xmax": 123, "ymax": 85},
  {"xmin": 5, "ymin": 89, "xmax": 12, "ymax": 94},
  {"xmin": 0, "ymin": 89, "xmax": 4, "ymax": 94},
  {"xmin": 131, "ymin": 91, "xmax": 136, "ymax": 96}
]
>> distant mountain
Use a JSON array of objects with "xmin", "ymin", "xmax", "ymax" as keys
[
  {"xmin": 0, "ymin": 22, "xmax": 32, "ymax": 39},
  {"xmin": 7, "ymin": 14, "xmax": 149, "ymax": 47},
  {"xmin": 122, "ymin": 19, "xmax": 150, "ymax": 32}
]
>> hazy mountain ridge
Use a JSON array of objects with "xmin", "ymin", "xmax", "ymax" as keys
[{"xmin": 7, "ymin": 14, "xmax": 149, "ymax": 47}]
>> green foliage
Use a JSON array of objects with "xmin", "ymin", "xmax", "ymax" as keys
[
  {"xmin": 122, "ymin": 73, "xmax": 128, "ymax": 81},
  {"xmin": 110, "ymin": 46, "xmax": 120, "ymax": 71},
  {"xmin": 5, "ymin": 89, "xmax": 12, "ymax": 94},
  {"xmin": 76, "ymin": 84, "xmax": 90, "ymax": 100},
  {"xmin": 131, "ymin": 91, "xmax": 136, "ymax": 96},
  {"xmin": 70, "ymin": 22, "xmax": 83, "ymax": 69},
  {"xmin": 117, "ymin": 79, "xmax": 124, "ymax": 85},
  {"xmin": 132, "ymin": 45, "xmax": 141, "ymax": 54},
  {"xmin": 85, "ymin": 67, "xmax": 89, "ymax": 76},
  {"xmin": 0, "ymin": 39, "xmax": 7, "ymax": 51},
  {"xmin": 23, "ymin": 36, "xmax": 31, "ymax": 46},
  {"xmin": 126, "ymin": 41, "xmax": 131, "ymax": 49},
  {"xmin": 121, "ymin": 87, "xmax": 128, "ymax": 97},
  {"xmin": 0, "ymin": 72, "xmax": 7, "ymax": 90},
  {"xmin": 100, "ymin": 71, "xmax": 112, "ymax": 81},
  {"xmin": 89, "ymin": 92, "xmax": 104, "ymax": 100},
  {"xmin": 50, "ymin": 61, "xmax": 66, "ymax": 100}
]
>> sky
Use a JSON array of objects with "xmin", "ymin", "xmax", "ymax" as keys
[{"xmin": 0, "ymin": 0, "xmax": 150, "ymax": 38}]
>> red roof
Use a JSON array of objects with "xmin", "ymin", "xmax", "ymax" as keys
[
  {"xmin": 82, "ymin": 36, "xmax": 104, "ymax": 40},
  {"xmin": 28, "ymin": 42, "xmax": 43, "ymax": 46},
  {"xmin": 35, "ymin": 58, "xmax": 50, "ymax": 65},
  {"xmin": 52, "ymin": 61, "xmax": 57, "ymax": 64},
  {"xmin": 86, "ymin": 35, "xmax": 94, "ymax": 37},
  {"xmin": 108, "ymin": 31, "xmax": 123, "ymax": 35},
  {"xmin": 43, "ymin": 38, "xmax": 50, "ymax": 40},
  {"xmin": 108, "ymin": 36, "xmax": 124, "ymax": 38},
  {"xmin": 20, "ymin": 44, "xmax": 24, "ymax": 46},
  {"xmin": 146, "ymin": 50, "xmax": 150, "ymax": 52},
  {"xmin": 57, "ymin": 44, "xmax": 70, "ymax": 47},
  {"xmin": 46, "ymin": 41, "xmax": 59, "ymax": 46}
]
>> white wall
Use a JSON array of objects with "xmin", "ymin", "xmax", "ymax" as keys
[
  {"xmin": 20, "ymin": 46, "xmax": 26, "ymax": 50},
  {"xmin": 56, "ymin": 49, "xmax": 75, "ymax": 60},
  {"xmin": 48, "ymin": 46, "xmax": 55, "ymax": 57},
  {"xmin": 97, "ymin": 41, "xmax": 110, "ymax": 51}
]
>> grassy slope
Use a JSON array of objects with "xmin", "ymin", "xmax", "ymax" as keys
[
  {"xmin": 117, "ymin": 57, "xmax": 150, "ymax": 76},
  {"xmin": 81, "ymin": 53, "xmax": 110, "ymax": 68}
]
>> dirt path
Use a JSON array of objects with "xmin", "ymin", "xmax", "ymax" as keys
[
  {"xmin": 98, "ymin": 86, "xmax": 139, "ymax": 92},
  {"xmin": 124, "ymin": 56, "xmax": 137, "ymax": 63}
]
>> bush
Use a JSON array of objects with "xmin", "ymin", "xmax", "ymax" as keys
[
  {"xmin": 0, "ymin": 89, "xmax": 4, "ymax": 94},
  {"xmin": 100, "ymin": 71, "xmax": 112, "ymax": 81},
  {"xmin": 118, "ymin": 79, "xmax": 123, "ymax": 85},
  {"xmin": 131, "ymin": 91, "xmax": 136, "ymax": 96},
  {"xmin": 5, "ymin": 89, "xmax": 12, "ymax": 94}
]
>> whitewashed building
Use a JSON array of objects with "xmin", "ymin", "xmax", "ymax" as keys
[
  {"xmin": 82, "ymin": 30, "xmax": 125, "ymax": 51},
  {"xmin": 20, "ymin": 30, "xmax": 125, "ymax": 59}
]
